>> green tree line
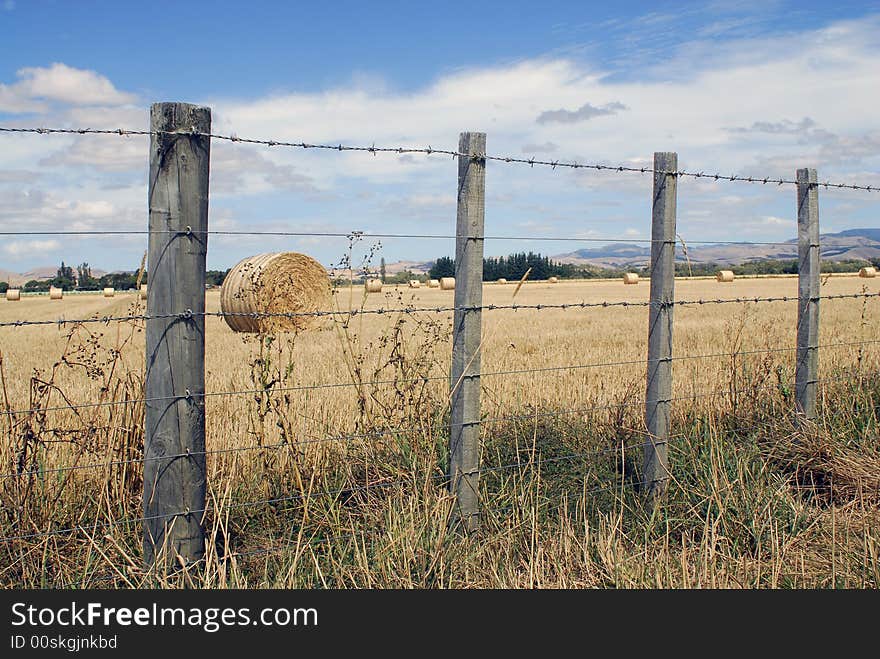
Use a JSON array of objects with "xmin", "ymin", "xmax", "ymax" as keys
[{"xmin": 6, "ymin": 262, "xmax": 230, "ymax": 293}]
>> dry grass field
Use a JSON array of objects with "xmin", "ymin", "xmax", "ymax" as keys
[{"xmin": 1, "ymin": 274, "xmax": 879, "ymax": 588}]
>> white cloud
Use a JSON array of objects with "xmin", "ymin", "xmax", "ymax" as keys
[
  {"xmin": 2, "ymin": 239, "xmax": 61, "ymax": 258},
  {"xmin": 10, "ymin": 63, "xmax": 137, "ymax": 108},
  {"xmin": 1, "ymin": 14, "xmax": 879, "ymax": 269},
  {"xmin": 763, "ymin": 215, "xmax": 793, "ymax": 227}
]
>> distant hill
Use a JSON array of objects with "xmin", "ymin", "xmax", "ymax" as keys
[{"xmin": 553, "ymin": 228, "xmax": 880, "ymax": 268}]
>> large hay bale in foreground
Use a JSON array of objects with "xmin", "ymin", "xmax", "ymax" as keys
[
  {"xmin": 440, "ymin": 277, "xmax": 455, "ymax": 290},
  {"xmin": 623, "ymin": 273, "xmax": 639, "ymax": 285},
  {"xmin": 103, "ymin": 287, "xmax": 115, "ymax": 297},
  {"xmin": 220, "ymin": 252, "xmax": 332, "ymax": 333},
  {"xmin": 859, "ymin": 267, "xmax": 877, "ymax": 278},
  {"xmin": 5, "ymin": 289, "xmax": 20, "ymax": 301},
  {"xmin": 49, "ymin": 286, "xmax": 63, "ymax": 300},
  {"xmin": 365, "ymin": 279, "xmax": 383, "ymax": 293},
  {"xmin": 716, "ymin": 270, "xmax": 735, "ymax": 282}
]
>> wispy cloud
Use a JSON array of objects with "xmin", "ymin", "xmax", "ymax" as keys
[
  {"xmin": 536, "ymin": 101, "xmax": 628, "ymax": 125},
  {"xmin": 521, "ymin": 142, "xmax": 558, "ymax": 154},
  {"xmin": 3, "ymin": 239, "xmax": 61, "ymax": 258}
]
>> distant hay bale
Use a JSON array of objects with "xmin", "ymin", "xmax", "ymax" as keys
[
  {"xmin": 408, "ymin": 279, "xmax": 421, "ymax": 288},
  {"xmin": 427, "ymin": 279, "xmax": 440, "ymax": 288},
  {"xmin": 49, "ymin": 286, "xmax": 63, "ymax": 300},
  {"xmin": 5, "ymin": 289, "xmax": 20, "ymax": 301},
  {"xmin": 139, "ymin": 284, "xmax": 148, "ymax": 300},
  {"xmin": 623, "ymin": 272, "xmax": 639, "ymax": 285},
  {"xmin": 497, "ymin": 278, "xmax": 507, "ymax": 284},
  {"xmin": 548, "ymin": 276, "xmax": 559, "ymax": 284},
  {"xmin": 716, "ymin": 270, "xmax": 735, "ymax": 282},
  {"xmin": 220, "ymin": 252, "xmax": 332, "ymax": 333},
  {"xmin": 859, "ymin": 266, "xmax": 877, "ymax": 278},
  {"xmin": 103, "ymin": 287, "xmax": 115, "ymax": 297},
  {"xmin": 365, "ymin": 279, "xmax": 383, "ymax": 293},
  {"xmin": 440, "ymin": 277, "xmax": 455, "ymax": 290}
]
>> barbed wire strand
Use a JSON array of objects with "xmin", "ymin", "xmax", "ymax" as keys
[
  {"xmin": 1, "ymin": 126, "xmax": 876, "ymax": 191},
  {"xmin": 3, "ymin": 291, "xmax": 879, "ymax": 331},
  {"xmin": 2, "ymin": 335, "xmax": 877, "ymax": 420}
]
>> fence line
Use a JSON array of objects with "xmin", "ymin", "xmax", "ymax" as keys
[
  {"xmin": 0, "ymin": 228, "xmax": 822, "ymax": 246},
  {"xmin": 1, "ymin": 125, "xmax": 877, "ymax": 191},
  {"xmin": 2, "ymin": 367, "xmax": 875, "ymax": 484},
  {"xmin": 3, "ymin": 291, "xmax": 879, "ymax": 330},
  {"xmin": 2, "ymin": 339, "xmax": 878, "ymax": 419},
  {"xmin": 1, "ymin": 105, "xmax": 879, "ymax": 576}
]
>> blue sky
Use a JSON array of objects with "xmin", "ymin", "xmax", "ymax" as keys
[{"xmin": 1, "ymin": 0, "xmax": 878, "ymax": 273}]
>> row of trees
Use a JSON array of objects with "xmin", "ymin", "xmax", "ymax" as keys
[
  {"xmin": 428, "ymin": 252, "xmax": 581, "ymax": 281},
  {"xmin": 3, "ymin": 262, "xmax": 231, "ymax": 293},
  {"xmin": 420, "ymin": 254, "xmax": 880, "ymax": 282}
]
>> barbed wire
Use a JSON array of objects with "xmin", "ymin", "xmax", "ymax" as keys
[
  {"xmin": 0, "ymin": 227, "xmax": 807, "ymax": 247},
  {"xmin": 1, "ymin": 337, "xmax": 877, "ymax": 420},
  {"xmin": 1, "ymin": 126, "xmax": 876, "ymax": 191},
  {"xmin": 3, "ymin": 366, "xmax": 875, "ymax": 545},
  {"xmin": 3, "ymin": 291, "xmax": 879, "ymax": 331}
]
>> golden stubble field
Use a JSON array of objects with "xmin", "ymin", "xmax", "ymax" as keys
[
  {"xmin": 1, "ymin": 274, "xmax": 878, "ymax": 454},
  {"xmin": 2, "ymin": 273, "xmax": 880, "ymax": 588}
]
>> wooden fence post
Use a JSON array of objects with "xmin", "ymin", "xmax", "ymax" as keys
[
  {"xmin": 449, "ymin": 131, "xmax": 486, "ymax": 531},
  {"xmin": 796, "ymin": 167, "xmax": 820, "ymax": 421},
  {"xmin": 144, "ymin": 102, "xmax": 211, "ymax": 570},
  {"xmin": 644, "ymin": 152, "xmax": 677, "ymax": 500}
]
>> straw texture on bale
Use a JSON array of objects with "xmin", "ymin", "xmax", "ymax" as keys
[
  {"xmin": 497, "ymin": 278, "xmax": 507, "ymax": 284},
  {"xmin": 139, "ymin": 284, "xmax": 148, "ymax": 300},
  {"xmin": 5, "ymin": 289, "xmax": 20, "ymax": 301},
  {"xmin": 623, "ymin": 273, "xmax": 639, "ymax": 285},
  {"xmin": 859, "ymin": 267, "xmax": 877, "ymax": 278},
  {"xmin": 49, "ymin": 286, "xmax": 63, "ymax": 300},
  {"xmin": 365, "ymin": 279, "xmax": 383, "ymax": 293},
  {"xmin": 427, "ymin": 279, "xmax": 440, "ymax": 288},
  {"xmin": 716, "ymin": 270, "xmax": 735, "ymax": 282},
  {"xmin": 548, "ymin": 276, "xmax": 559, "ymax": 284},
  {"xmin": 439, "ymin": 277, "xmax": 455, "ymax": 290},
  {"xmin": 408, "ymin": 279, "xmax": 421, "ymax": 288},
  {"xmin": 103, "ymin": 287, "xmax": 115, "ymax": 297},
  {"xmin": 220, "ymin": 252, "xmax": 332, "ymax": 333}
]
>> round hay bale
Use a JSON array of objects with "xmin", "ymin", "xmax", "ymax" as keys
[
  {"xmin": 497, "ymin": 278, "xmax": 507, "ymax": 284},
  {"xmin": 623, "ymin": 272, "xmax": 639, "ymax": 285},
  {"xmin": 103, "ymin": 287, "xmax": 115, "ymax": 297},
  {"xmin": 548, "ymin": 276, "xmax": 559, "ymax": 284},
  {"xmin": 716, "ymin": 270, "xmax": 735, "ymax": 282},
  {"xmin": 139, "ymin": 284, "xmax": 148, "ymax": 300},
  {"xmin": 408, "ymin": 279, "xmax": 421, "ymax": 288},
  {"xmin": 859, "ymin": 266, "xmax": 877, "ymax": 278},
  {"xmin": 439, "ymin": 277, "xmax": 455, "ymax": 290},
  {"xmin": 427, "ymin": 279, "xmax": 440, "ymax": 288},
  {"xmin": 220, "ymin": 252, "xmax": 332, "ymax": 333},
  {"xmin": 365, "ymin": 279, "xmax": 383, "ymax": 293},
  {"xmin": 49, "ymin": 286, "xmax": 63, "ymax": 300},
  {"xmin": 5, "ymin": 288, "xmax": 20, "ymax": 301}
]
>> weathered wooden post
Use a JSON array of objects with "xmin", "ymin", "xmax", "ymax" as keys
[
  {"xmin": 796, "ymin": 168, "xmax": 820, "ymax": 421},
  {"xmin": 644, "ymin": 152, "xmax": 677, "ymax": 500},
  {"xmin": 449, "ymin": 131, "xmax": 486, "ymax": 531},
  {"xmin": 144, "ymin": 102, "xmax": 211, "ymax": 570}
]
